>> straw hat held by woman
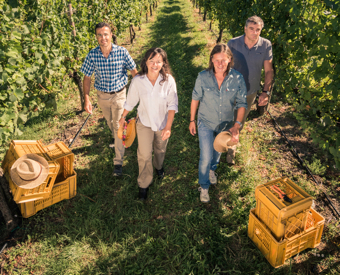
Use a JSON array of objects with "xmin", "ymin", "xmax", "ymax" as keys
[
  {"xmin": 119, "ymin": 48, "xmax": 178, "ymax": 200},
  {"xmin": 189, "ymin": 44, "xmax": 247, "ymax": 203}
]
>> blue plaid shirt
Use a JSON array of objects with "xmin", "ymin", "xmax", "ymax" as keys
[{"xmin": 81, "ymin": 43, "xmax": 136, "ymax": 92}]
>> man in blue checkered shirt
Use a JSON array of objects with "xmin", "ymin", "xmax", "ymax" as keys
[{"xmin": 81, "ymin": 22, "xmax": 137, "ymax": 176}]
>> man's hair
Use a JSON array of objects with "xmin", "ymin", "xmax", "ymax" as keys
[
  {"xmin": 208, "ymin": 44, "xmax": 234, "ymax": 76},
  {"xmin": 95, "ymin": 22, "xmax": 111, "ymax": 34},
  {"xmin": 139, "ymin": 48, "xmax": 172, "ymax": 85},
  {"xmin": 245, "ymin": 16, "xmax": 264, "ymax": 29}
]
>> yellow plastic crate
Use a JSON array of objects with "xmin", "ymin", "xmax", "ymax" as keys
[
  {"xmin": 248, "ymin": 208, "xmax": 324, "ymax": 268},
  {"xmin": 1, "ymin": 140, "xmax": 61, "ymax": 203},
  {"xmin": 255, "ymin": 177, "xmax": 313, "ymax": 240},
  {"xmin": 43, "ymin": 141, "xmax": 74, "ymax": 181},
  {"xmin": 19, "ymin": 171, "xmax": 77, "ymax": 218},
  {"xmin": 1, "ymin": 140, "xmax": 51, "ymax": 174},
  {"xmin": 6, "ymin": 160, "xmax": 60, "ymax": 203}
]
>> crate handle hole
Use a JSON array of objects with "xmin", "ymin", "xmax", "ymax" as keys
[{"xmin": 46, "ymin": 177, "xmax": 52, "ymax": 188}]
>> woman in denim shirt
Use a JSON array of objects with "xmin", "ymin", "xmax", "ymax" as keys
[{"xmin": 189, "ymin": 44, "xmax": 247, "ymax": 203}]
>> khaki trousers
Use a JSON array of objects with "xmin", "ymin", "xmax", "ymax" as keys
[
  {"xmin": 97, "ymin": 89, "xmax": 126, "ymax": 165},
  {"xmin": 136, "ymin": 120, "xmax": 168, "ymax": 188}
]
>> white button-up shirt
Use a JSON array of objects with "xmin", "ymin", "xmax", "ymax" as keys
[{"xmin": 124, "ymin": 74, "xmax": 178, "ymax": 131}]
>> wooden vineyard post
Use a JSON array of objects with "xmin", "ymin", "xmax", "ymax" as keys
[
  {"xmin": 209, "ymin": 20, "xmax": 213, "ymax": 31},
  {"xmin": 216, "ymin": 27, "xmax": 223, "ymax": 43},
  {"xmin": 129, "ymin": 25, "xmax": 136, "ymax": 44},
  {"xmin": 67, "ymin": 4, "xmax": 84, "ymax": 111},
  {"xmin": 68, "ymin": 4, "xmax": 76, "ymax": 37},
  {"xmin": 139, "ymin": 11, "xmax": 142, "ymax": 30}
]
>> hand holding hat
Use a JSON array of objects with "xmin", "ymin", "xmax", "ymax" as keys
[
  {"xmin": 118, "ymin": 118, "xmax": 137, "ymax": 148},
  {"xmin": 213, "ymin": 131, "xmax": 239, "ymax": 153}
]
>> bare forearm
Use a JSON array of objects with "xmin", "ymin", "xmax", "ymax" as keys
[
  {"xmin": 263, "ymin": 71, "xmax": 274, "ymax": 91},
  {"xmin": 121, "ymin": 109, "xmax": 130, "ymax": 118},
  {"xmin": 130, "ymin": 68, "xmax": 138, "ymax": 78},
  {"xmin": 165, "ymin": 110, "xmax": 176, "ymax": 129},
  {"xmin": 83, "ymin": 76, "xmax": 91, "ymax": 99},
  {"xmin": 190, "ymin": 99, "xmax": 199, "ymax": 121},
  {"xmin": 235, "ymin": 107, "xmax": 245, "ymax": 123},
  {"xmin": 83, "ymin": 76, "xmax": 93, "ymax": 113}
]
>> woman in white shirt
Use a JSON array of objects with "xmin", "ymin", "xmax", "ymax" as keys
[{"xmin": 119, "ymin": 48, "xmax": 178, "ymax": 200}]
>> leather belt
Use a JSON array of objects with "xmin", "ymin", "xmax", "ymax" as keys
[{"xmin": 106, "ymin": 86, "xmax": 125, "ymax": 94}]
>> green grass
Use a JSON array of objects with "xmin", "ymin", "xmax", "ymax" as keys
[{"xmin": 1, "ymin": 0, "xmax": 339, "ymax": 274}]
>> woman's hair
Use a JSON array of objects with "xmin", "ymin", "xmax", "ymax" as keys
[
  {"xmin": 138, "ymin": 48, "xmax": 172, "ymax": 85},
  {"xmin": 208, "ymin": 44, "xmax": 234, "ymax": 76}
]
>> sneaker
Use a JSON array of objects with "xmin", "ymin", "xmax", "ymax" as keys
[
  {"xmin": 155, "ymin": 167, "xmax": 165, "ymax": 179},
  {"xmin": 226, "ymin": 146, "xmax": 236, "ymax": 165},
  {"xmin": 209, "ymin": 170, "xmax": 217, "ymax": 185},
  {"xmin": 113, "ymin": 165, "xmax": 122, "ymax": 176},
  {"xmin": 198, "ymin": 187, "xmax": 210, "ymax": 203},
  {"xmin": 109, "ymin": 138, "xmax": 115, "ymax": 148}
]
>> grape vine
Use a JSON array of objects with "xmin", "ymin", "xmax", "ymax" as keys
[{"xmin": 0, "ymin": 0, "xmax": 159, "ymax": 145}]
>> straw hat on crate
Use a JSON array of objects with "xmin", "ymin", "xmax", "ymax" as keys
[{"xmin": 10, "ymin": 154, "xmax": 49, "ymax": 189}]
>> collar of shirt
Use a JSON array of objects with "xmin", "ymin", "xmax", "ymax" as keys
[
  {"xmin": 242, "ymin": 34, "xmax": 263, "ymax": 51},
  {"xmin": 95, "ymin": 43, "xmax": 117, "ymax": 59},
  {"xmin": 141, "ymin": 73, "xmax": 163, "ymax": 87},
  {"xmin": 208, "ymin": 69, "xmax": 230, "ymax": 91}
]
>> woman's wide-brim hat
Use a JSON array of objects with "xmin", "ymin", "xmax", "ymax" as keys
[
  {"xmin": 213, "ymin": 131, "xmax": 238, "ymax": 153},
  {"xmin": 10, "ymin": 154, "xmax": 49, "ymax": 189},
  {"xmin": 118, "ymin": 118, "xmax": 137, "ymax": 148}
]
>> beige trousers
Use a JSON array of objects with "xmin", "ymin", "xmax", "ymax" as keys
[
  {"xmin": 136, "ymin": 120, "xmax": 168, "ymax": 188},
  {"xmin": 97, "ymin": 89, "xmax": 126, "ymax": 165}
]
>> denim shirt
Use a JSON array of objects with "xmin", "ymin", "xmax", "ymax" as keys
[{"xmin": 192, "ymin": 68, "xmax": 247, "ymax": 132}]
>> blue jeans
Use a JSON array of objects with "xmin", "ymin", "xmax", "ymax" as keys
[{"xmin": 198, "ymin": 119, "xmax": 221, "ymax": 189}]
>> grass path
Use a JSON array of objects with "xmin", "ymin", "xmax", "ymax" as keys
[{"xmin": 1, "ymin": 0, "xmax": 339, "ymax": 274}]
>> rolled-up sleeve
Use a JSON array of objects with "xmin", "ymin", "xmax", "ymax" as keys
[
  {"xmin": 80, "ymin": 54, "xmax": 95, "ymax": 77},
  {"xmin": 167, "ymin": 78, "xmax": 178, "ymax": 113},
  {"xmin": 235, "ymin": 74, "xmax": 248, "ymax": 110},
  {"xmin": 192, "ymin": 74, "xmax": 203, "ymax": 101},
  {"xmin": 124, "ymin": 78, "xmax": 139, "ymax": 111}
]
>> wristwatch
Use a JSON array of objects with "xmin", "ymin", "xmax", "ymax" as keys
[
  {"xmin": 263, "ymin": 90, "xmax": 271, "ymax": 96},
  {"xmin": 235, "ymin": 121, "xmax": 242, "ymax": 127}
]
